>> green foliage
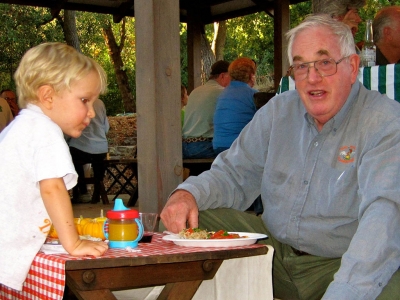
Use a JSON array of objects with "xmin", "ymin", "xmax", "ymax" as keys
[
  {"xmin": 0, "ymin": 5, "xmax": 137, "ymax": 115},
  {"xmin": 290, "ymin": 1, "xmax": 313, "ymax": 28},
  {"xmin": 180, "ymin": 23, "xmax": 189, "ymax": 88},
  {"xmin": 225, "ymin": 13, "xmax": 275, "ymax": 76},
  {"xmin": 2, "ymin": 1, "xmax": 400, "ymax": 112},
  {"xmin": 0, "ymin": 4, "xmax": 63, "ymax": 90}
]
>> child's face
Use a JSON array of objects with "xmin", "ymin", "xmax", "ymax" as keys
[{"xmin": 51, "ymin": 71, "xmax": 102, "ymax": 138}]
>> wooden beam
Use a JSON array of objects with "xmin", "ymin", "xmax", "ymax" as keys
[
  {"xmin": 135, "ymin": 0, "xmax": 182, "ymax": 213},
  {"xmin": 0, "ymin": 0, "xmax": 135, "ymax": 18},
  {"xmin": 113, "ymin": 0, "xmax": 135, "ymax": 23},
  {"xmin": 251, "ymin": 0, "xmax": 274, "ymax": 17}
]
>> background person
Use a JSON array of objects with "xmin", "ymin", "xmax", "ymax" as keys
[
  {"xmin": 161, "ymin": 15, "xmax": 400, "ymax": 299},
  {"xmin": 0, "ymin": 42, "xmax": 108, "ymax": 291},
  {"xmin": 182, "ymin": 60, "xmax": 230, "ymax": 159},
  {"xmin": 373, "ymin": 6, "xmax": 400, "ymax": 65},
  {"xmin": 69, "ymin": 98, "xmax": 110, "ymax": 203},
  {"xmin": 1, "ymin": 89, "xmax": 20, "ymax": 117},
  {"xmin": 0, "ymin": 96, "xmax": 13, "ymax": 133},
  {"xmin": 212, "ymin": 57, "xmax": 257, "ymax": 155},
  {"xmin": 313, "ymin": 0, "xmax": 365, "ymax": 52}
]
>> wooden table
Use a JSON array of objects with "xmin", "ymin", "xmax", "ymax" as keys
[{"xmin": 0, "ymin": 233, "xmax": 269, "ymax": 300}]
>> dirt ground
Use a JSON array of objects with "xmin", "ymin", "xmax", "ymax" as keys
[{"xmin": 107, "ymin": 115, "xmax": 137, "ymax": 146}]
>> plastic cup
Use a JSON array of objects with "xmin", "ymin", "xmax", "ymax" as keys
[{"xmin": 139, "ymin": 213, "xmax": 158, "ymax": 243}]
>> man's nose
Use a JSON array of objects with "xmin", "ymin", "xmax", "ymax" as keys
[{"xmin": 307, "ymin": 63, "xmax": 323, "ymax": 81}]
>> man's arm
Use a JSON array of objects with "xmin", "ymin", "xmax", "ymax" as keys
[
  {"xmin": 323, "ymin": 199, "xmax": 400, "ymax": 299},
  {"xmin": 160, "ymin": 190, "xmax": 199, "ymax": 233}
]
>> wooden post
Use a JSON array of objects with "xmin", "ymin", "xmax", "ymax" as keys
[
  {"xmin": 135, "ymin": 0, "xmax": 182, "ymax": 213},
  {"xmin": 273, "ymin": 0, "xmax": 290, "ymax": 90},
  {"xmin": 187, "ymin": 6, "xmax": 202, "ymax": 93}
]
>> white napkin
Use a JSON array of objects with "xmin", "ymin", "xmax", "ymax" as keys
[
  {"xmin": 40, "ymin": 244, "xmax": 68, "ymax": 255},
  {"xmin": 40, "ymin": 235, "xmax": 103, "ymax": 254}
]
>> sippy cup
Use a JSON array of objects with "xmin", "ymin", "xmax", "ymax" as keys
[{"xmin": 103, "ymin": 199, "xmax": 144, "ymax": 248}]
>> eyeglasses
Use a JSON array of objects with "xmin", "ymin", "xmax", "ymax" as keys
[{"xmin": 287, "ymin": 56, "xmax": 349, "ymax": 81}]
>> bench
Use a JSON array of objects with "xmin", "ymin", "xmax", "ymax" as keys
[
  {"xmin": 82, "ymin": 157, "xmax": 215, "ymax": 207},
  {"xmin": 183, "ymin": 158, "xmax": 215, "ymax": 176}
]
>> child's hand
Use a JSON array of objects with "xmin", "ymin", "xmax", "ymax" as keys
[{"xmin": 68, "ymin": 239, "xmax": 108, "ymax": 257}]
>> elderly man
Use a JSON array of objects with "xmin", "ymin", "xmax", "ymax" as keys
[
  {"xmin": 161, "ymin": 15, "xmax": 400, "ymax": 299},
  {"xmin": 373, "ymin": 6, "xmax": 400, "ymax": 65}
]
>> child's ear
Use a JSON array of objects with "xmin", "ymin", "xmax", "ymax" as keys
[{"xmin": 37, "ymin": 85, "xmax": 55, "ymax": 109}]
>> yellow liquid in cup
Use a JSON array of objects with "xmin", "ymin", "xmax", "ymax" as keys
[{"xmin": 108, "ymin": 223, "xmax": 138, "ymax": 241}]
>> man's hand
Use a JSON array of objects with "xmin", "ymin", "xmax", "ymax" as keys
[{"xmin": 160, "ymin": 190, "xmax": 199, "ymax": 233}]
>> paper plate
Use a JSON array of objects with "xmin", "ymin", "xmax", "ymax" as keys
[{"xmin": 162, "ymin": 232, "xmax": 267, "ymax": 247}]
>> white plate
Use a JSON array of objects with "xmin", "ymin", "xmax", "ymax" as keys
[{"xmin": 162, "ymin": 232, "xmax": 267, "ymax": 247}]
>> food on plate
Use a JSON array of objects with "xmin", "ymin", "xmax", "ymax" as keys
[{"xmin": 178, "ymin": 228, "xmax": 247, "ymax": 239}]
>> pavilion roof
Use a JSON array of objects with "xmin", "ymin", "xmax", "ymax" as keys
[{"xmin": 1, "ymin": 0, "xmax": 306, "ymax": 22}]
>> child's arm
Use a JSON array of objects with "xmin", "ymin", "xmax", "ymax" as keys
[{"xmin": 40, "ymin": 177, "xmax": 108, "ymax": 256}]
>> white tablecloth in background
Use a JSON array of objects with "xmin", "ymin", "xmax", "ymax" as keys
[{"xmin": 113, "ymin": 245, "xmax": 274, "ymax": 300}]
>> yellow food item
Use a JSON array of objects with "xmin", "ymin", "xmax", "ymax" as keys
[
  {"xmin": 93, "ymin": 209, "xmax": 107, "ymax": 223},
  {"xmin": 48, "ymin": 224, "xmax": 58, "ymax": 238},
  {"xmin": 74, "ymin": 216, "xmax": 92, "ymax": 235},
  {"xmin": 82, "ymin": 219, "xmax": 106, "ymax": 240}
]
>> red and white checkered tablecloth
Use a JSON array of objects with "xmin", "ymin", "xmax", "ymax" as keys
[{"xmin": 0, "ymin": 233, "xmax": 265, "ymax": 299}]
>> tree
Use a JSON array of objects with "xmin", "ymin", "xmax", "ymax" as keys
[
  {"xmin": 212, "ymin": 21, "xmax": 227, "ymax": 61},
  {"xmin": 102, "ymin": 18, "xmax": 135, "ymax": 113},
  {"xmin": 62, "ymin": 10, "xmax": 81, "ymax": 52},
  {"xmin": 200, "ymin": 31, "xmax": 215, "ymax": 84}
]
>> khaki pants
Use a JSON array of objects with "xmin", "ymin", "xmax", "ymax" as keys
[{"xmin": 198, "ymin": 208, "xmax": 400, "ymax": 300}]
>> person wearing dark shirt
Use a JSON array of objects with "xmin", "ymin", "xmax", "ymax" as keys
[{"xmin": 373, "ymin": 6, "xmax": 400, "ymax": 65}]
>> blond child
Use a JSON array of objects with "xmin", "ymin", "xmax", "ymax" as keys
[{"xmin": 0, "ymin": 42, "xmax": 108, "ymax": 291}]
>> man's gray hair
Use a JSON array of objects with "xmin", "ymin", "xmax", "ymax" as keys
[
  {"xmin": 313, "ymin": 0, "xmax": 366, "ymax": 18},
  {"xmin": 286, "ymin": 14, "xmax": 356, "ymax": 64}
]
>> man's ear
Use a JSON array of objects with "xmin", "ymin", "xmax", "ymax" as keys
[
  {"xmin": 384, "ymin": 26, "xmax": 392, "ymax": 41},
  {"xmin": 349, "ymin": 54, "xmax": 360, "ymax": 84},
  {"xmin": 37, "ymin": 85, "xmax": 55, "ymax": 109}
]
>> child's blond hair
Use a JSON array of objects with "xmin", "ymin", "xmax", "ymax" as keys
[{"xmin": 14, "ymin": 42, "xmax": 108, "ymax": 108}]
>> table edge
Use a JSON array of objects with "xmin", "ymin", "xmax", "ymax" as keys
[{"xmin": 65, "ymin": 245, "xmax": 268, "ymax": 270}]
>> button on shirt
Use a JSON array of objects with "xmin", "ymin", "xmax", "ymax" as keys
[{"xmin": 178, "ymin": 80, "xmax": 400, "ymax": 298}]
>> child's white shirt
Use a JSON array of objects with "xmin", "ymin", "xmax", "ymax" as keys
[{"xmin": 0, "ymin": 104, "xmax": 77, "ymax": 291}]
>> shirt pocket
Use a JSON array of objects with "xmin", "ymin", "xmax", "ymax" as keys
[{"xmin": 316, "ymin": 164, "xmax": 360, "ymax": 218}]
